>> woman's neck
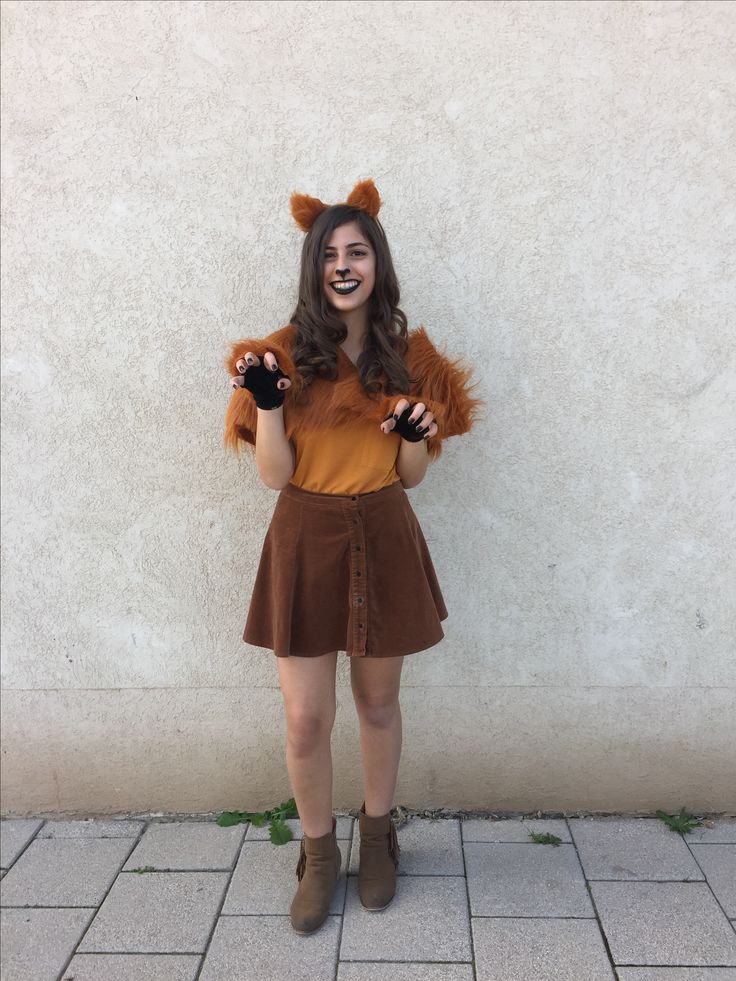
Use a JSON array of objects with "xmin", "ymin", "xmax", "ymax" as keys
[{"xmin": 339, "ymin": 308, "xmax": 368, "ymax": 349}]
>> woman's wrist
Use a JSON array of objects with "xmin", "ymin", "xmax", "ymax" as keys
[
  {"xmin": 396, "ymin": 436, "xmax": 429, "ymax": 487},
  {"xmin": 399, "ymin": 435, "xmax": 428, "ymax": 454}
]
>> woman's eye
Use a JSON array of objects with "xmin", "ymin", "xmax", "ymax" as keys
[{"xmin": 324, "ymin": 251, "xmax": 367, "ymax": 259}]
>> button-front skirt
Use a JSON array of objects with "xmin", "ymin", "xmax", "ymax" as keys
[{"xmin": 243, "ymin": 479, "xmax": 448, "ymax": 658}]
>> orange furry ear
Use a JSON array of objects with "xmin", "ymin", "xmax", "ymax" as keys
[
  {"xmin": 290, "ymin": 178, "xmax": 382, "ymax": 231},
  {"xmin": 345, "ymin": 178, "xmax": 381, "ymax": 218},
  {"xmin": 290, "ymin": 191, "xmax": 329, "ymax": 232}
]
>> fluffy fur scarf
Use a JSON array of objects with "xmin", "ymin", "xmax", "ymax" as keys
[{"xmin": 223, "ymin": 325, "xmax": 484, "ymax": 462}]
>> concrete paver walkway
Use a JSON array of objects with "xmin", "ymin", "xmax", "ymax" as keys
[{"xmin": 1, "ymin": 812, "xmax": 735, "ymax": 980}]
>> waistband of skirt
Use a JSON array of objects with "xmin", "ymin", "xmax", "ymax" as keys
[{"xmin": 280, "ymin": 479, "xmax": 405, "ymax": 508}]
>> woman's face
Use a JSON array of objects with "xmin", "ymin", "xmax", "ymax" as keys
[{"xmin": 322, "ymin": 220, "xmax": 376, "ymax": 312}]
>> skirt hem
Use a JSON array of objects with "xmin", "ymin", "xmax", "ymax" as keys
[{"xmin": 243, "ymin": 620, "xmax": 446, "ymax": 659}]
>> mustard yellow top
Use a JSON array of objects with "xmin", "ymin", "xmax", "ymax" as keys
[
  {"xmin": 290, "ymin": 418, "xmax": 402, "ymax": 495},
  {"xmin": 286, "ymin": 344, "xmax": 404, "ymax": 495}
]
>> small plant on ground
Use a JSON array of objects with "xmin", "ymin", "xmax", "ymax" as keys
[
  {"xmin": 656, "ymin": 806, "xmax": 703, "ymax": 834},
  {"xmin": 527, "ymin": 829, "xmax": 562, "ymax": 846},
  {"xmin": 218, "ymin": 797, "xmax": 299, "ymax": 844}
]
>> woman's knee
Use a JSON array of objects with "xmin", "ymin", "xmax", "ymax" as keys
[
  {"xmin": 353, "ymin": 692, "xmax": 400, "ymax": 728},
  {"xmin": 284, "ymin": 708, "xmax": 336, "ymax": 755},
  {"xmin": 277, "ymin": 650, "xmax": 338, "ymax": 753}
]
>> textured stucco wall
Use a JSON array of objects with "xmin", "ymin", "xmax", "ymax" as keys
[{"xmin": 1, "ymin": 0, "xmax": 734, "ymax": 816}]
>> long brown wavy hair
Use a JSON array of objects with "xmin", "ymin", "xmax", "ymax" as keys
[{"xmin": 286, "ymin": 204, "xmax": 415, "ymax": 400}]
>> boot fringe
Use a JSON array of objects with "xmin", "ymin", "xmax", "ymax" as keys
[
  {"xmin": 388, "ymin": 819, "xmax": 400, "ymax": 869},
  {"xmin": 295, "ymin": 839, "xmax": 307, "ymax": 881}
]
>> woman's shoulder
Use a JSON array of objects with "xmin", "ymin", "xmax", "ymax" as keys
[
  {"xmin": 404, "ymin": 324, "xmax": 457, "ymax": 368},
  {"xmin": 243, "ymin": 322, "xmax": 297, "ymax": 352},
  {"xmin": 265, "ymin": 323, "xmax": 297, "ymax": 348},
  {"xmin": 403, "ymin": 324, "xmax": 480, "ymax": 392},
  {"xmin": 401, "ymin": 324, "xmax": 485, "ymax": 454}
]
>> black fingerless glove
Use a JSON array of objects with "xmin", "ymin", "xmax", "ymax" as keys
[
  {"xmin": 384, "ymin": 404, "xmax": 429, "ymax": 442},
  {"xmin": 242, "ymin": 362, "xmax": 290, "ymax": 410}
]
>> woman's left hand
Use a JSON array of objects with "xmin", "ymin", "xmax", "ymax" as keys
[{"xmin": 380, "ymin": 399, "xmax": 438, "ymax": 441}]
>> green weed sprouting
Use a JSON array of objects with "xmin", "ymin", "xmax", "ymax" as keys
[
  {"xmin": 656, "ymin": 806, "xmax": 703, "ymax": 834},
  {"xmin": 527, "ymin": 829, "xmax": 562, "ymax": 845},
  {"xmin": 218, "ymin": 797, "xmax": 299, "ymax": 844}
]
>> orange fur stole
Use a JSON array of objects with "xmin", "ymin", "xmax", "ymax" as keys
[{"xmin": 223, "ymin": 325, "xmax": 484, "ymax": 462}]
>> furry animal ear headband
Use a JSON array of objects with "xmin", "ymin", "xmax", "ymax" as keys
[{"xmin": 289, "ymin": 177, "xmax": 382, "ymax": 232}]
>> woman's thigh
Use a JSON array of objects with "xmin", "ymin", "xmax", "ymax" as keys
[{"xmin": 276, "ymin": 650, "xmax": 339, "ymax": 724}]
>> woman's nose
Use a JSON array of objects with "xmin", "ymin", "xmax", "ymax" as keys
[{"xmin": 335, "ymin": 267, "xmax": 350, "ymax": 276}]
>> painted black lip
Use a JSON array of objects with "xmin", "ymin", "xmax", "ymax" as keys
[{"xmin": 330, "ymin": 281, "xmax": 360, "ymax": 295}]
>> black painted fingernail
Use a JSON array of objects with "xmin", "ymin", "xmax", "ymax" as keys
[{"xmin": 393, "ymin": 413, "xmax": 399, "ymax": 420}]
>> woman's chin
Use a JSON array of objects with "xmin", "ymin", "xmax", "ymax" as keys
[{"xmin": 325, "ymin": 295, "xmax": 370, "ymax": 312}]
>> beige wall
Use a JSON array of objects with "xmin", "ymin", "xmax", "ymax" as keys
[{"xmin": 2, "ymin": 0, "xmax": 734, "ymax": 817}]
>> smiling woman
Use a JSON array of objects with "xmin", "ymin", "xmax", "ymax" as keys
[
  {"xmin": 223, "ymin": 177, "xmax": 483, "ymax": 936},
  {"xmin": 322, "ymin": 224, "xmax": 376, "ymax": 318}
]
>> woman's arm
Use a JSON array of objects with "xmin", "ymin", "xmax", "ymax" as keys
[
  {"xmin": 396, "ymin": 437, "xmax": 430, "ymax": 489},
  {"xmin": 226, "ymin": 349, "xmax": 295, "ymax": 489},
  {"xmin": 224, "ymin": 328, "xmax": 298, "ymax": 490},
  {"xmin": 254, "ymin": 405, "xmax": 295, "ymax": 490}
]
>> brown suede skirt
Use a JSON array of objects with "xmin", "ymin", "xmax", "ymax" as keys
[{"xmin": 243, "ymin": 479, "xmax": 448, "ymax": 658}]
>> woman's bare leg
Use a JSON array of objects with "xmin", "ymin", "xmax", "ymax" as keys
[
  {"xmin": 350, "ymin": 656, "xmax": 404, "ymax": 816},
  {"xmin": 276, "ymin": 650, "xmax": 338, "ymax": 838}
]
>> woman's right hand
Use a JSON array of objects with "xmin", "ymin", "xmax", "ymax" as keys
[{"xmin": 230, "ymin": 350, "xmax": 292, "ymax": 410}]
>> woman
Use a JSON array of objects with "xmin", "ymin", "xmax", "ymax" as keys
[{"xmin": 224, "ymin": 178, "xmax": 483, "ymax": 935}]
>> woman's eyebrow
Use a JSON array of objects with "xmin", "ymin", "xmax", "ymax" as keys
[{"xmin": 325, "ymin": 242, "xmax": 369, "ymax": 249}]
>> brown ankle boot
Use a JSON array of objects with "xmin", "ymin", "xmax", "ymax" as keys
[
  {"xmin": 357, "ymin": 801, "xmax": 400, "ymax": 911},
  {"xmin": 289, "ymin": 815, "xmax": 342, "ymax": 935}
]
